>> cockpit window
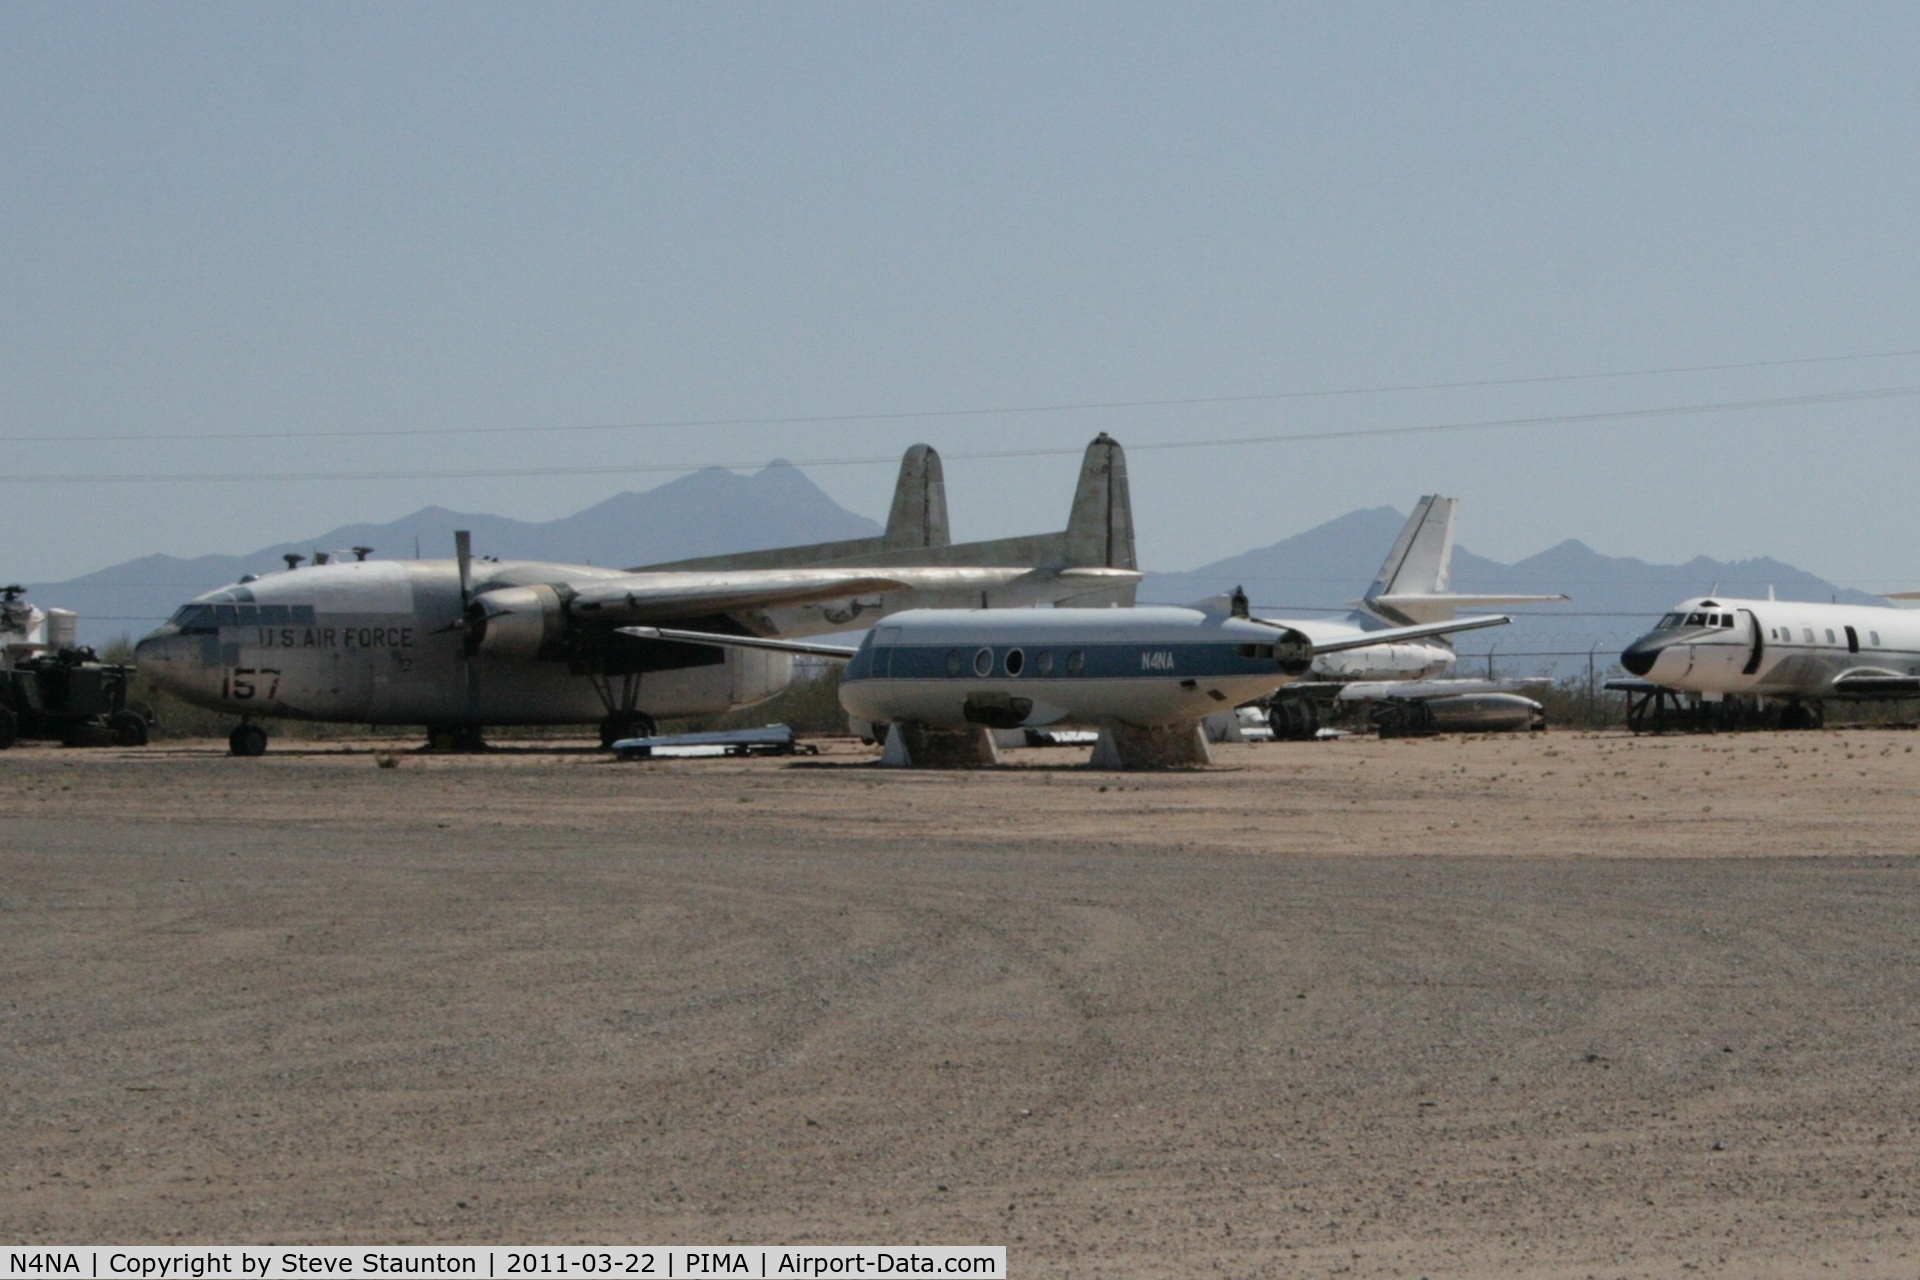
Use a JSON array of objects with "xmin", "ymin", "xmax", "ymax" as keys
[
  {"xmin": 1685, "ymin": 612, "xmax": 1707, "ymax": 626},
  {"xmin": 168, "ymin": 602, "xmax": 312, "ymax": 633},
  {"xmin": 1659, "ymin": 613, "xmax": 1684, "ymax": 628},
  {"xmin": 168, "ymin": 604, "xmax": 216, "ymax": 633}
]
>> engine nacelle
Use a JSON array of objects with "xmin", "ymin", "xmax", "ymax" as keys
[{"xmin": 471, "ymin": 585, "xmax": 567, "ymax": 661}]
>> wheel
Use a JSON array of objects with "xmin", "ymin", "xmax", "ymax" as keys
[
  {"xmin": 229, "ymin": 723, "xmax": 268, "ymax": 757},
  {"xmin": 600, "ymin": 713, "xmax": 656, "ymax": 749},
  {"xmin": 110, "ymin": 710, "xmax": 149, "ymax": 747},
  {"xmin": 0, "ymin": 706, "xmax": 15, "ymax": 750}
]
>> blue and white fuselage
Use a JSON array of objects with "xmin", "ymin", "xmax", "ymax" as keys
[{"xmin": 836, "ymin": 607, "xmax": 1310, "ymax": 731}]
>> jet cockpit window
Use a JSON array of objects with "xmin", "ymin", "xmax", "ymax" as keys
[
  {"xmin": 1685, "ymin": 612, "xmax": 1707, "ymax": 626},
  {"xmin": 1658, "ymin": 613, "xmax": 1685, "ymax": 628},
  {"xmin": 1720, "ymin": 614, "xmax": 1736, "ymax": 628}
]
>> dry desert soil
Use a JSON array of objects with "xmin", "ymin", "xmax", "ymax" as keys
[{"xmin": 5, "ymin": 729, "xmax": 1920, "ymax": 1278}]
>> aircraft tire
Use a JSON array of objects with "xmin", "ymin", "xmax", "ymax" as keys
[
  {"xmin": 110, "ymin": 710, "xmax": 149, "ymax": 748},
  {"xmin": 0, "ymin": 706, "xmax": 15, "ymax": 750},
  {"xmin": 229, "ymin": 723, "xmax": 269, "ymax": 757},
  {"xmin": 600, "ymin": 714, "xmax": 656, "ymax": 749}
]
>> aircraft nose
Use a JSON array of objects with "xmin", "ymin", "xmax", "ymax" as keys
[
  {"xmin": 1620, "ymin": 633, "xmax": 1666, "ymax": 677},
  {"xmin": 134, "ymin": 628, "xmax": 178, "ymax": 680}
]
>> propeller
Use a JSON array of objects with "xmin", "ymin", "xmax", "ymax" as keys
[
  {"xmin": 433, "ymin": 531, "xmax": 485, "ymax": 650},
  {"xmin": 455, "ymin": 530, "xmax": 473, "ymax": 606}
]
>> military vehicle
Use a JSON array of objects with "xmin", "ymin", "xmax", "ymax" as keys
[{"xmin": 1, "ymin": 586, "xmax": 151, "ymax": 748}]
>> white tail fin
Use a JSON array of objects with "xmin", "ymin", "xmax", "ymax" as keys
[
  {"xmin": 1362, "ymin": 495, "xmax": 1568, "ymax": 625},
  {"xmin": 1369, "ymin": 495, "xmax": 1457, "ymax": 598}
]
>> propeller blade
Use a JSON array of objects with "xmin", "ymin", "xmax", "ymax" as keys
[{"xmin": 454, "ymin": 530, "xmax": 474, "ymax": 604}]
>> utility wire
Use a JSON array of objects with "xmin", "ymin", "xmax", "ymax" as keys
[
  {"xmin": 4, "ymin": 382, "xmax": 1917, "ymax": 485},
  {"xmin": 7, "ymin": 344, "xmax": 1920, "ymax": 447}
]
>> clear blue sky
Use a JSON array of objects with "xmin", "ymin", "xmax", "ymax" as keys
[{"xmin": 6, "ymin": 3, "xmax": 1919, "ymax": 587}]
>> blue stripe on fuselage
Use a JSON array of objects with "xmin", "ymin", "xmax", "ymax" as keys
[{"xmin": 843, "ymin": 641, "xmax": 1285, "ymax": 683}]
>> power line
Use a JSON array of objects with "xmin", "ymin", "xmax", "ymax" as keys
[
  {"xmin": 5, "ymin": 382, "xmax": 1918, "ymax": 486},
  {"xmin": 7, "ymin": 344, "xmax": 1920, "ymax": 447}
]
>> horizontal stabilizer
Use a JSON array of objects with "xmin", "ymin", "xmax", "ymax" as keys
[{"xmin": 619, "ymin": 626, "xmax": 858, "ymax": 660}]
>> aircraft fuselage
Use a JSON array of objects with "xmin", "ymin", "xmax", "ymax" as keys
[{"xmin": 1621, "ymin": 595, "xmax": 1920, "ymax": 699}]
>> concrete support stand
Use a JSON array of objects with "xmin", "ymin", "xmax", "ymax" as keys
[
  {"xmin": 880, "ymin": 723, "xmax": 1001, "ymax": 768},
  {"xmin": 1089, "ymin": 722, "xmax": 1214, "ymax": 770}
]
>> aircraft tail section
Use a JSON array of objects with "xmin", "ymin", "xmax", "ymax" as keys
[
  {"xmin": 1360, "ymin": 494, "xmax": 1568, "ymax": 625},
  {"xmin": 636, "ymin": 443, "xmax": 951, "ymax": 571},
  {"xmin": 1369, "ymin": 495, "xmax": 1456, "ymax": 600},
  {"xmin": 632, "ymin": 434, "xmax": 1140, "ymax": 604},
  {"xmin": 1065, "ymin": 432, "xmax": 1137, "ymax": 571},
  {"xmin": 881, "ymin": 443, "xmax": 950, "ymax": 551}
]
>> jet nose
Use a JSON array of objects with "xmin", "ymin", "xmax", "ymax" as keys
[{"xmin": 1620, "ymin": 633, "xmax": 1665, "ymax": 677}]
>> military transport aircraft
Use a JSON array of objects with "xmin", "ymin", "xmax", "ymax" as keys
[
  {"xmin": 626, "ymin": 591, "xmax": 1513, "ymax": 768},
  {"xmin": 135, "ymin": 435, "xmax": 1142, "ymax": 755}
]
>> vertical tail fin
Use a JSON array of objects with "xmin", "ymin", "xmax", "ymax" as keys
[
  {"xmin": 1366, "ymin": 495, "xmax": 1456, "ymax": 600},
  {"xmin": 881, "ymin": 444, "xmax": 950, "ymax": 551},
  {"xmin": 1064, "ymin": 433, "xmax": 1137, "ymax": 570}
]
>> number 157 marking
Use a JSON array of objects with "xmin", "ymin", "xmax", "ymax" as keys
[{"xmin": 224, "ymin": 667, "xmax": 281, "ymax": 700}]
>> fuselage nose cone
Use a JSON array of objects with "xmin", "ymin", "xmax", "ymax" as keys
[
  {"xmin": 1620, "ymin": 635, "xmax": 1663, "ymax": 677},
  {"xmin": 134, "ymin": 628, "xmax": 175, "ymax": 675}
]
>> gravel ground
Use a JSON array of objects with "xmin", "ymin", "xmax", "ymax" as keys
[{"xmin": 4, "ymin": 730, "xmax": 1919, "ymax": 1277}]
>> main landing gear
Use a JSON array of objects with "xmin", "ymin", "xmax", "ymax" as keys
[{"xmin": 600, "ymin": 713, "xmax": 656, "ymax": 749}]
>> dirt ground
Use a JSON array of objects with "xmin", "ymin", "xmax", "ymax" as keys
[{"xmin": 5, "ymin": 729, "xmax": 1920, "ymax": 1277}]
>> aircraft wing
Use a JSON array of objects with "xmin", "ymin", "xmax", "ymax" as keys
[
  {"xmin": 618, "ymin": 626, "xmax": 860, "ymax": 660},
  {"xmin": 1252, "ymin": 613, "xmax": 1512, "ymax": 655},
  {"xmin": 1604, "ymin": 678, "xmax": 1665, "ymax": 693},
  {"xmin": 570, "ymin": 572, "xmax": 915, "ymax": 622},
  {"xmin": 1366, "ymin": 592, "xmax": 1569, "ymax": 610}
]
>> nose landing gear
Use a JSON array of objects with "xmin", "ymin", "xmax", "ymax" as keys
[{"xmin": 228, "ymin": 722, "xmax": 268, "ymax": 756}]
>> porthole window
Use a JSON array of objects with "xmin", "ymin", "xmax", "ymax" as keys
[
  {"xmin": 1065, "ymin": 649, "xmax": 1085, "ymax": 675},
  {"xmin": 1035, "ymin": 649, "xmax": 1054, "ymax": 676},
  {"xmin": 1004, "ymin": 647, "xmax": 1025, "ymax": 676},
  {"xmin": 945, "ymin": 649, "xmax": 964, "ymax": 677},
  {"xmin": 1804, "ymin": 628, "xmax": 1815, "ymax": 643},
  {"xmin": 973, "ymin": 647, "xmax": 993, "ymax": 677},
  {"xmin": 1826, "ymin": 629, "xmax": 1836, "ymax": 644},
  {"xmin": 1871, "ymin": 631, "xmax": 1881, "ymax": 647}
]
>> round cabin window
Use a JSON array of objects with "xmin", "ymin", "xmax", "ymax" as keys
[
  {"xmin": 945, "ymin": 649, "xmax": 964, "ymax": 676},
  {"xmin": 1004, "ymin": 647, "xmax": 1025, "ymax": 676},
  {"xmin": 1065, "ymin": 649, "xmax": 1085, "ymax": 675},
  {"xmin": 972, "ymin": 647, "xmax": 994, "ymax": 677},
  {"xmin": 1035, "ymin": 649, "xmax": 1054, "ymax": 676}
]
